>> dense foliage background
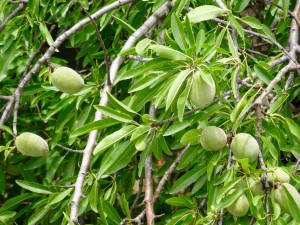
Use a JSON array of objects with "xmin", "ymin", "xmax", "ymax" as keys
[{"xmin": 1, "ymin": 0, "xmax": 300, "ymax": 224}]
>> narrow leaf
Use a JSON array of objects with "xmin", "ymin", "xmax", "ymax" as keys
[
  {"xmin": 106, "ymin": 92, "xmax": 138, "ymax": 115},
  {"xmin": 171, "ymin": 13, "xmax": 186, "ymax": 50},
  {"xmin": 93, "ymin": 125, "xmax": 136, "ymax": 155},
  {"xmin": 149, "ymin": 45, "xmax": 188, "ymax": 61},
  {"xmin": 177, "ymin": 81, "xmax": 192, "ymax": 121},
  {"xmin": 166, "ymin": 69, "xmax": 191, "ymax": 110},
  {"xmin": 15, "ymin": 180, "xmax": 53, "ymax": 194},
  {"xmin": 71, "ymin": 118, "xmax": 120, "ymax": 138},
  {"xmin": 170, "ymin": 165, "xmax": 206, "ymax": 194},
  {"xmin": 187, "ymin": 5, "xmax": 228, "ymax": 23},
  {"xmin": 94, "ymin": 105, "xmax": 132, "ymax": 123}
]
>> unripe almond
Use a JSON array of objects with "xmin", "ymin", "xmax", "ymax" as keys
[
  {"xmin": 267, "ymin": 168, "xmax": 290, "ymax": 183},
  {"xmin": 51, "ymin": 67, "xmax": 84, "ymax": 94},
  {"xmin": 226, "ymin": 189, "xmax": 249, "ymax": 217},
  {"xmin": 248, "ymin": 177, "xmax": 264, "ymax": 196},
  {"xmin": 15, "ymin": 132, "xmax": 49, "ymax": 157},
  {"xmin": 235, "ymin": 177, "xmax": 264, "ymax": 196},
  {"xmin": 200, "ymin": 126, "xmax": 227, "ymax": 151},
  {"xmin": 231, "ymin": 133, "xmax": 259, "ymax": 162},
  {"xmin": 274, "ymin": 183, "xmax": 300, "ymax": 214},
  {"xmin": 189, "ymin": 71, "xmax": 216, "ymax": 108}
]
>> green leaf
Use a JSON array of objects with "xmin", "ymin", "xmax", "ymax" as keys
[
  {"xmin": 48, "ymin": 188, "xmax": 73, "ymax": 206},
  {"xmin": 282, "ymin": 0, "xmax": 290, "ymax": 19},
  {"xmin": 98, "ymin": 141, "xmax": 136, "ymax": 178},
  {"xmin": 177, "ymin": 81, "xmax": 192, "ymax": 121},
  {"xmin": 261, "ymin": 24, "xmax": 276, "ymax": 40},
  {"xmin": 196, "ymin": 29, "xmax": 205, "ymax": 53},
  {"xmin": 15, "ymin": 180, "xmax": 53, "ymax": 194},
  {"xmin": 163, "ymin": 120, "xmax": 193, "ymax": 136},
  {"xmin": 94, "ymin": 125, "xmax": 137, "ymax": 155},
  {"xmin": 128, "ymin": 73, "xmax": 162, "ymax": 93},
  {"xmin": 28, "ymin": 207, "xmax": 51, "ymax": 225},
  {"xmin": 187, "ymin": 5, "xmax": 229, "ymax": 23},
  {"xmin": 138, "ymin": 135, "xmax": 154, "ymax": 176},
  {"xmin": 166, "ymin": 195, "xmax": 194, "ymax": 208},
  {"xmin": 180, "ymin": 129, "xmax": 202, "ymax": 145},
  {"xmin": 240, "ymin": 17, "xmax": 264, "ymax": 29},
  {"xmin": 185, "ymin": 16, "xmax": 195, "ymax": 47},
  {"xmin": 230, "ymin": 86, "xmax": 259, "ymax": 124},
  {"xmin": 94, "ymin": 105, "xmax": 133, "ymax": 123},
  {"xmin": 112, "ymin": 15, "xmax": 136, "ymax": 34},
  {"xmin": 106, "ymin": 92, "xmax": 138, "ymax": 115},
  {"xmin": 233, "ymin": 0, "xmax": 250, "ymax": 12},
  {"xmin": 260, "ymin": 136, "xmax": 278, "ymax": 161},
  {"xmin": 282, "ymin": 185, "xmax": 300, "ymax": 222},
  {"xmin": 285, "ymin": 118, "xmax": 300, "ymax": 141},
  {"xmin": 102, "ymin": 200, "xmax": 122, "ymax": 224},
  {"xmin": 90, "ymin": 181, "xmax": 98, "ymax": 213},
  {"xmin": 199, "ymin": 68, "xmax": 215, "ymax": 86},
  {"xmin": 130, "ymin": 125, "xmax": 150, "ymax": 141},
  {"xmin": 120, "ymin": 194, "xmax": 131, "ymax": 219},
  {"xmin": 71, "ymin": 118, "xmax": 120, "ymax": 138},
  {"xmin": 171, "ymin": 13, "xmax": 186, "ymax": 50},
  {"xmin": 119, "ymin": 47, "xmax": 136, "ymax": 56},
  {"xmin": 227, "ymin": 30, "xmax": 238, "ymax": 58},
  {"xmin": 170, "ymin": 165, "xmax": 206, "ymax": 194},
  {"xmin": 269, "ymin": 95, "xmax": 288, "ymax": 114},
  {"xmin": 149, "ymin": 45, "xmax": 188, "ymax": 60},
  {"xmin": 39, "ymin": 22, "xmax": 54, "ymax": 46},
  {"xmin": 216, "ymin": 177, "xmax": 242, "ymax": 204},
  {"xmin": 228, "ymin": 14, "xmax": 244, "ymax": 38},
  {"xmin": 166, "ymin": 69, "xmax": 191, "ymax": 110},
  {"xmin": 135, "ymin": 38, "xmax": 152, "ymax": 55},
  {"xmin": 0, "ymin": 194, "xmax": 34, "ymax": 213},
  {"xmin": 215, "ymin": 189, "xmax": 244, "ymax": 211},
  {"xmin": 119, "ymin": 58, "xmax": 168, "ymax": 80},
  {"xmin": 158, "ymin": 135, "xmax": 173, "ymax": 156}
]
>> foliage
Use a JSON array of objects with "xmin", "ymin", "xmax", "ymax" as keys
[{"xmin": 0, "ymin": 0, "xmax": 300, "ymax": 224}]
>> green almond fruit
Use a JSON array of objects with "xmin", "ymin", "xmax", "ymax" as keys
[
  {"xmin": 189, "ymin": 71, "xmax": 216, "ymax": 108},
  {"xmin": 51, "ymin": 67, "xmax": 84, "ymax": 94},
  {"xmin": 267, "ymin": 168, "xmax": 290, "ymax": 183},
  {"xmin": 231, "ymin": 133, "xmax": 259, "ymax": 162},
  {"xmin": 235, "ymin": 177, "xmax": 264, "ymax": 196},
  {"xmin": 248, "ymin": 177, "xmax": 264, "ymax": 196},
  {"xmin": 200, "ymin": 126, "xmax": 227, "ymax": 151},
  {"xmin": 274, "ymin": 183, "xmax": 300, "ymax": 214},
  {"xmin": 15, "ymin": 132, "xmax": 49, "ymax": 157},
  {"xmin": 226, "ymin": 189, "xmax": 249, "ymax": 217}
]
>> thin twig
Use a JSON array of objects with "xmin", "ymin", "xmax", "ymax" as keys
[
  {"xmin": 130, "ymin": 178, "xmax": 144, "ymax": 213},
  {"xmin": 126, "ymin": 55, "xmax": 152, "ymax": 62},
  {"xmin": 0, "ymin": 96, "xmax": 12, "ymax": 101},
  {"xmin": 126, "ymin": 144, "xmax": 190, "ymax": 225},
  {"xmin": 145, "ymin": 105, "xmax": 156, "ymax": 225},
  {"xmin": 0, "ymin": 3, "xmax": 26, "ymax": 32},
  {"xmin": 293, "ymin": 156, "xmax": 300, "ymax": 174},
  {"xmin": 56, "ymin": 144, "xmax": 84, "ymax": 154},
  {"xmin": 78, "ymin": 2, "xmax": 111, "ymax": 86},
  {"xmin": 198, "ymin": 195, "xmax": 207, "ymax": 210}
]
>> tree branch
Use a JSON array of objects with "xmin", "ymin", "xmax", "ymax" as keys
[
  {"xmin": 128, "ymin": 144, "xmax": 190, "ymax": 224},
  {"xmin": 70, "ymin": 1, "xmax": 173, "ymax": 222},
  {"xmin": 145, "ymin": 106, "xmax": 156, "ymax": 225},
  {"xmin": 0, "ymin": 0, "xmax": 135, "ymax": 128},
  {"xmin": 56, "ymin": 144, "xmax": 84, "ymax": 154},
  {"xmin": 0, "ymin": 3, "xmax": 26, "ymax": 32}
]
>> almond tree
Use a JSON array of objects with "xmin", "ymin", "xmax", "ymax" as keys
[{"xmin": 0, "ymin": 0, "xmax": 300, "ymax": 224}]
